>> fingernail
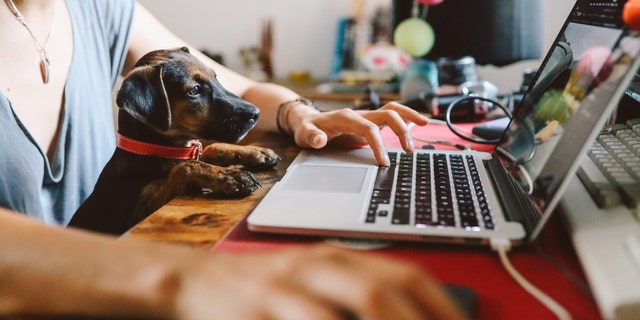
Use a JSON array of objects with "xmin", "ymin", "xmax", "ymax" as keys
[
  {"xmin": 383, "ymin": 153, "xmax": 391, "ymax": 166},
  {"xmin": 409, "ymin": 139, "xmax": 415, "ymax": 150},
  {"xmin": 312, "ymin": 134, "xmax": 323, "ymax": 147}
]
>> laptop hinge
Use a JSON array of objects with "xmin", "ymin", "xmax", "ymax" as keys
[{"xmin": 485, "ymin": 153, "xmax": 540, "ymax": 235}]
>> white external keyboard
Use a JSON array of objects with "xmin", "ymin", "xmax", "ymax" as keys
[
  {"xmin": 576, "ymin": 118, "xmax": 640, "ymax": 211},
  {"xmin": 560, "ymin": 175, "xmax": 640, "ymax": 320}
]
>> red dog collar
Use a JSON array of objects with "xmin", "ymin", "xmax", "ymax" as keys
[{"xmin": 116, "ymin": 133, "xmax": 202, "ymax": 160}]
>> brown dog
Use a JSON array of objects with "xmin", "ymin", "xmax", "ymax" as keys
[{"xmin": 69, "ymin": 47, "xmax": 280, "ymax": 235}]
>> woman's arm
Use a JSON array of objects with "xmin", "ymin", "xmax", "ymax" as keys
[
  {"xmin": 0, "ymin": 208, "xmax": 464, "ymax": 319},
  {"xmin": 0, "ymin": 209, "xmax": 177, "ymax": 318}
]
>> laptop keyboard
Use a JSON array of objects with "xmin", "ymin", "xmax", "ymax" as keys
[
  {"xmin": 366, "ymin": 151, "xmax": 494, "ymax": 230},
  {"xmin": 577, "ymin": 118, "xmax": 640, "ymax": 211}
]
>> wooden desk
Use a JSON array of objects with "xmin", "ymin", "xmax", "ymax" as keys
[
  {"xmin": 124, "ymin": 129, "xmax": 300, "ymax": 248},
  {"xmin": 125, "ymin": 123, "xmax": 602, "ymax": 319}
]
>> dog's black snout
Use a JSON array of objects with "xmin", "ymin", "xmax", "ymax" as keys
[
  {"xmin": 247, "ymin": 109, "xmax": 259, "ymax": 124},
  {"xmin": 208, "ymin": 94, "xmax": 261, "ymax": 142},
  {"xmin": 229, "ymin": 102, "xmax": 260, "ymax": 129},
  {"xmin": 217, "ymin": 99, "xmax": 259, "ymax": 121},
  {"xmin": 238, "ymin": 103, "xmax": 260, "ymax": 124}
]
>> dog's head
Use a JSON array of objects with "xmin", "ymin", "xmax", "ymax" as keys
[{"xmin": 116, "ymin": 47, "xmax": 259, "ymax": 143}]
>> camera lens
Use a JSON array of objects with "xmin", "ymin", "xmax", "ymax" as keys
[{"xmin": 437, "ymin": 56, "xmax": 477, "ymax": 85}]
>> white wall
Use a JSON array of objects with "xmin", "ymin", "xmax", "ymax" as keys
[
  {"xmin": 138, "ymin": 0, "xmax": 575, "ymax": 92},
  {"xmin": 138, "ymin": 0, "xmax": 368, "ymax": 78}
]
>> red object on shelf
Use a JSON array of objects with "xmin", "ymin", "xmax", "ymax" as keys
[
  {"xmin": 418, "ymin": 0, "xmax": 444, "ymax": 5},
  {"xmin": 624, "ymin": 0, "xmax": 640, "ymax": 31}
]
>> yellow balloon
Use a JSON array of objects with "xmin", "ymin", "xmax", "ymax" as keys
[{"xmin": 393, "ymin": 18, "xmax": 435, "ymax": 57}]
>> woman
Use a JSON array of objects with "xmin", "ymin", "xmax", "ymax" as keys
[{"xmin": 0, "ymin": 1, "xmax": 462, "ymax": 319}]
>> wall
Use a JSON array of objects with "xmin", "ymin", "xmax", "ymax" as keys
[
  {"xmin": 137, "ymin": 0, "xmax": 374, "ymax": 79},
  {"xmin": 138, "ymin": 0, "xmax": 575, "ymax": 92}
]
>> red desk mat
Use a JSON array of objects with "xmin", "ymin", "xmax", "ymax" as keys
[{"xmin": 213, "ymin": 123, "xmax": 601, "ymax": 319}]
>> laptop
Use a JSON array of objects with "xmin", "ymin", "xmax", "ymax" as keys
[{"xmin": 248, "ymin": 0, "xmax": 640, "ymax": 245}]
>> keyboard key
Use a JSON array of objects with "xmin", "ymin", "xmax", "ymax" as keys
[
  {"xmin": 577, "ymin": 155, "xmax": 622, "ymax": 207},
  {"xmin": 373, "ymin": 165, "xmax": 396, "ymax": 191},
  {"xmin": 392, "ymin": 205, "xmax": 410, "ymax": 224}
]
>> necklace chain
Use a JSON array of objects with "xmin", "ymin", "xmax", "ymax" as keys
[{"xmin": 4, "ymin": 0, "xmax": 56, "ymax": 84}]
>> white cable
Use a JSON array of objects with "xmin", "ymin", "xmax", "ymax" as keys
[
  {"xmin": 491, "ymin": 239, "xmax": 572, "ymax": 320},
  {"xmin": 517, "ymin": 163, "xmax": 534, "ymax": 194}
]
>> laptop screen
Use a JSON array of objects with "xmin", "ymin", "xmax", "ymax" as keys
[{"xmin": 495, "ymin": 0, "xmax": 640, "ymax": 232}]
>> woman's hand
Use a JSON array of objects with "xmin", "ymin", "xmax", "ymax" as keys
[
  {"xmin": 176, "ymin": 245, "xmax": 465, "ymax": 320},
  {"xmin": 288, "ymin": 102, "xmax": 429, "ymax": 166}
]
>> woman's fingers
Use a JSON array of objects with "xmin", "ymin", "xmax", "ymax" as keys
[
  {"xmin": 278, "ymin": 245, "xmax": 466, "ymax": 320},
  {"xmin": 360, "ymin": 102, "xmax": 430, "ymax": 152},
  {"xmin": 292, "ymin": 103, "xmax": 429, "ymax": 166},
  {"xmin": 295, "ymin": 108, "xmax": 390, "ymax": 165},
  {"xmin": 360, "ymin": 109, "xmax": 415, "ymax": 152}
]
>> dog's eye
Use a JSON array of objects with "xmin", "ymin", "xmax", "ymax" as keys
[{"xmin": 187, "ymin": 85, "xmax": 202, "ymax": 97}]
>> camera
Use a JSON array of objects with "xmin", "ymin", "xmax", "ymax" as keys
[
  {"xmin": 401, "ymin": 80, "xmax": 499, "ymax": 121},
  {"xmin": 434, "ymin": 80, "xmax": 499, "ymax": 120},
  {"xmin": 400, "ymin": 56, "xmax": 499, "ymax": 121}
]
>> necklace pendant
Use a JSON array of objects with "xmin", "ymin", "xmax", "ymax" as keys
[
  {"xmin": 39, "ymin": 57, "xmax": 50, "ymax": 84},
  {"xmin": 6, "ymin": 0, "xmax": 56, "ymax": 85}
]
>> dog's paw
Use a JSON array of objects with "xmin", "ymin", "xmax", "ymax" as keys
[
  {"xmin": 202, "ymin": 144, "xmax": 281, "ymax": 170},
  {"xmin": 208, "ymin": 168, "xmax": 261, "ymax": 197},
  {"xmin": 236, "ymin": 145, "xmax": 281, "ymax": 170},
  {"xmin": 169, "ymin": 161, "xmax": 261, "ymax": 198}
]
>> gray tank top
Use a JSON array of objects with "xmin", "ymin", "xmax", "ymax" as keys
[{"xmin": 0, "ymin": 0, "xmax": 134, "ymax": 225}]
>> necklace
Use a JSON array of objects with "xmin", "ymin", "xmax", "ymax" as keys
[{"xmin": 4, "ymin": 0, "xmax": 56, "ymax": 84}]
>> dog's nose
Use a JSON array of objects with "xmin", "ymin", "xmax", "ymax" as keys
[{"xmin": 242, "ymin": 107, "xmax": 260, "ymax": 125}]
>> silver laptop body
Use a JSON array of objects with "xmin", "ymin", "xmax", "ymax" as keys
[{"xmin": 248, "ymin": 0, "xmax": 640, "ymax": 246}]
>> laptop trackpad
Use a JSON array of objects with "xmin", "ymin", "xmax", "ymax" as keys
[{"xmin": 282, "ymin": 165, "xmax": 368, "ymax": 194}]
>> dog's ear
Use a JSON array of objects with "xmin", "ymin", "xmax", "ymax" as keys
[{"xmin": 116, "ymin": 65, "xmax": 172, "ymax": 131}]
